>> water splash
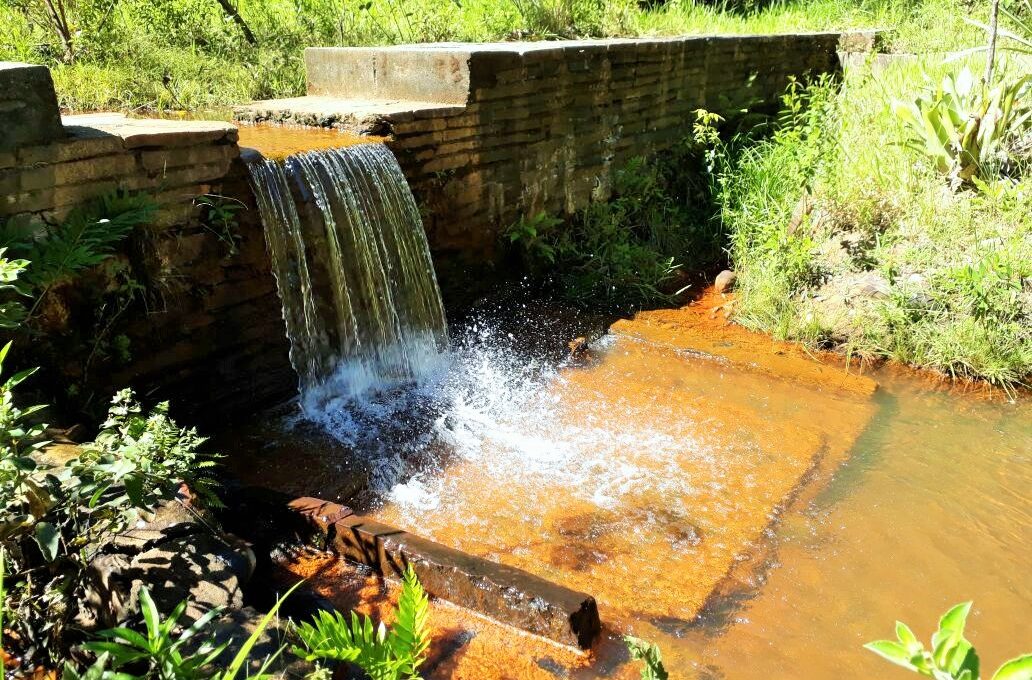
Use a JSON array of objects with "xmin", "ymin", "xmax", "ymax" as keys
[{"xmin": 247, "ymin": 144, "xmax": 448, "ymax": 407}]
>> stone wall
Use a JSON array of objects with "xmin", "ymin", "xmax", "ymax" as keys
[
  {"xmin": 0, "ymin": 67, "xmax": 293, "ymax": 421},
  {"xmin": 237, "ymin": 33, "xmax": 853, "ymax": 256}
]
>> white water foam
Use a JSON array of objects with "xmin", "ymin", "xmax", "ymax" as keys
[{"xmin": 301, "ymin": 318, "xmax": 709, "ymax": 523}]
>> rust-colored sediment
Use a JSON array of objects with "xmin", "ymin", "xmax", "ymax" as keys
[
  {"xmin": 261, "ymin": 289, "xmax": 1028, "ymax": 679},
  {"xmin": 612, "ymin": 289, "xmax": 879, "ymax": 397},
  {"xmin": 236, "ymin": 124, "xmax": 384, "ymax": 161}
]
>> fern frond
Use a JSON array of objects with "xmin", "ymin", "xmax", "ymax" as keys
[
  {"xmin": 20, "ymin": 189, "xmax": 157, "ymax": 290},
  {"xmin": 293, "ymin": 610, "xmax": 364, "ymax": 663},
  {"xmin": 389, "ymin": 565, "xmax": 430, "ymax": 678}
]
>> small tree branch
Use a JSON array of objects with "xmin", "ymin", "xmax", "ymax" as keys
[
  {"xmin": 214, "ymin": 0, "xmax": 258, "ymax": 46},
  {"xmin": 984, "ymin": 0, "xmax": 1001, "ymax": 83},
  {"xmin": 41, "ymin": 0, "xmax": 75, "ymax": 63}
]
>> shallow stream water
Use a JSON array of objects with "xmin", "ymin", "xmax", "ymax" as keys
[{"xmin": 224, "ymin": 293, "xmax": 1031, "ymax": 679}]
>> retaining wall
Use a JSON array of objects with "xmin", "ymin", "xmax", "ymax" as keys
[
  {"xmin": 0, "ymin": 72, "xmax": 293, "ymax": 420},
  {"xmin": 237, "ymin": 33, "xmax": 861, "ymax": 255}
]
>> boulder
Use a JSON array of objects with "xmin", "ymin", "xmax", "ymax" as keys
[
  {"xmin": 714, "ymin": 270, "xmax": 738, "ymax": 294},
  {"xmin": 78, "ymin": 499, "xmax": 255, "ymax": 628}
]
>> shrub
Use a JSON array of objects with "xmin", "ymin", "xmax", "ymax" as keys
[
  {"xmin": 505, "ymin": 114, "xmax": 725, "ymax": 306},
  {"xmin": 893, "ymin": 67, "xmax": 1031, "ymax": 186},
  {"xmin": 865, "ymin": 602, "xmax": 1031, "ymax": 680}
]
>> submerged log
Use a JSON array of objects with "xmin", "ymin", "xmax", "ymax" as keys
[{"xmin": 288, "ymin": 496, "xmax": 602, "ymax": 649}]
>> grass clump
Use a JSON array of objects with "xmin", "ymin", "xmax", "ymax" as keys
[
  {"xmin": 0, "ymin": 0, "xmax": 1001, "ymax": 113},
  {"xmin": 719, "ymin": 56, "xmax": 1032, "ymax": 388}
]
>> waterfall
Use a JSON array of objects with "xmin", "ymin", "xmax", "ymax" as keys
[{"xmin": 247, "ymin": 143, "xmax": 448, "ymax": 408}]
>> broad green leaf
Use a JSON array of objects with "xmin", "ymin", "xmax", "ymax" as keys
[
  {"xmin": 993, "ymin": 654, "xmax": 1032, "ymax": 680},
  {"xmin": 865, "ymin": 640, "xmax": 919, "ymax": 670},
  {"xmin": 139, "ymin": 587, "xmax": 161, "ymax": 643},
  {"xmin": 34, "ymin": 521, "xmax": 60, "ymax": 562},
  {"xmin": 939, "ymin": 602, "xmax": 973, "ymax": 636}
]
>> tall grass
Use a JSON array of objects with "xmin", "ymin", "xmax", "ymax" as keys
[
  {"xmin": 720, "ymin": 56, "xmax": 1032, "ymax": 387},
  {"xmin": 0, "ymin": 0, "xmax": 995, "ymax": 112}
]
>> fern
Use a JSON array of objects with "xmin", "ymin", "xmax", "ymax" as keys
[
  {"xmin": 21, "ymin": 190, "xmax": 156, "ymax": 290},
  {"xmin": 292, "ymin": 565, "xmax": 430, "ymax": 680},
  {"xmin": 388, "ymin": 566, "xmax": 430, "ymax": 678},
  {"xmin": 0, "ymin": 190, "xmax": 157, "ymax": 322}
]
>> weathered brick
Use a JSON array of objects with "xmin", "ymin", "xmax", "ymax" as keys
[{"xmin": 139, "ymin": 144, "xmax": 238, "ymax": 173}]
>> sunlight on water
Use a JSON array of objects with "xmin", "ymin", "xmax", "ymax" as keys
[{"xmin": 247, "ymin": 143, "xmax": 447, "ymax": 399}]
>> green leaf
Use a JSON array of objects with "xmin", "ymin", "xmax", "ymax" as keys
[
  {"xmin": 34, "ymin": 521, "xmax": 60, "ymax": 562},
  {"xmin": 865, "ymin": 640, "xmax": 919, "ymax": 671},
  {"xmin": 993, "ymin": 654, "xmax": 1032, "ymax": 680},
  {"xmin": 388, "ymin": 565, "xmax": 430, "ymax": 676},
  {"xmin": 139, "ymin": 587, "xmax": 161, "ymax": 642},
  {"xmin": 218, "ymin": 580, "xmax": 303, "ymax": 680}
]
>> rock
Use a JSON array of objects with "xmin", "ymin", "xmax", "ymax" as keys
[
  {"xmin": 79, "ymin": 528, "xmax": 255, "ymax": 629},
  {"xmin": 853, "ymin": 271, "xmax": 891, "ymax": 299},
  {"xmin": 714, "ymin": 270, "xmax": 738, "ymax": 294},
  {"xmin": 131, "ymin": 532, "xmax": 255, "ymax": 619}
]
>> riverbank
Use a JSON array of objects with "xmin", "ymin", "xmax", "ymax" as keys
[{"xmin": 719, "ymin": 54, "xmax": 1031, "ymax": 390}]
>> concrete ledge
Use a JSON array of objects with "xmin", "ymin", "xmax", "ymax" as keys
[
  {"xmin": 233, "ymin": 96, "xmax": 464, "ymax": 133},
  {"xmin": 287, "ymin": 497, "xmax": 601, "ymax": 649}
]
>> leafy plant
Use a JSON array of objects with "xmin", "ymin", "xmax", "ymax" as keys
[
  {"xmin": 504, "ymin": 129, "xmax": 724, "ymax": 306},
  {"xmin": 624, "ymin": 635, "xmax": 669, "ymax": 680},
  {"xmin": 0, "ymin": 249, "xmax": 29, "ymax": 329},
  {"xmin": 195, "ymin": 194, "xmax": 245, "ymax": 257},
  {"xmin": 865, "ymin": 601, "xmax": 1032, "ymax": 680},
  {"xmin": 893, "ymin": 67, "xmax": 1031, "ymax": 186},
  {"xmin": 0, "ymin": 189, "xmax": 156, "ymax": 322},
  {"xmin": 81, "ymin": 580, "xmax": 302, "ymax": 680},
  {"xmin": 85, "ymin": 587, "xmax": 228, "ymax": 680},
  {"xmin": 62, "ymin": 652, "xmax": 141, "ymax": 680},
  {"xmin": 292, "ymin": 565, "xmax": 430, "ymax": 680}
]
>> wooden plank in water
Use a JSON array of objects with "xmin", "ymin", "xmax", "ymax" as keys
[{"xmin": 287, "ymin": 496, "xmax": 601, "ymax": 649}]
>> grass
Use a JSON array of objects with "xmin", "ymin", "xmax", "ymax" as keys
[
  {"xmin": 719, "ymin": 55, "xmax": 1032, "ymax": 388},
  {"xmin": 0, "ymin": 0, "xmax": 997, "ymax": 113}
]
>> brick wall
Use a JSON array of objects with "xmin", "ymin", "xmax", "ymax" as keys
[
  {"xmin": 237, "ymin": 33, "xmax": 848, "ymax": 256},
  {"xmin": 0, "ymin": 103, "xmax": 293, "ymax": 421}
]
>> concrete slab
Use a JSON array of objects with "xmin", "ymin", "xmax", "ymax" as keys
[
  {"xmin": 287, "ymin": 497, "xmax": 601, "ymax": 649},
  {"xmin": 61, "ymin": 113, "xmax": 238, "ymax": 148},
  {"xmin": 233, "ymin": 96, "xmax": 465, "ymax": 132}
]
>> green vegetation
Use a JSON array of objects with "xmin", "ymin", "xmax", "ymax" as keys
[
  {"xmin": 893, "ymin": 67, "xmax": 1030, "ymax": 186},
  {"xmin": 865, "ymin": 601, "xmax": 1032, "ymax": 680},
  {"xmin": 84, "ymin": 586, "xmax": 231, "ymax": 680},
  {"xmin": 0, "ymin": 190, "xmax": 157, "ymax": 403},
  {"xmin": 719, "ymin": 55, "xmax": 1031, "ymax": 388},
  {"xmin": 0, "ymin": 0, "xmax": 996, "ymax": 113},
  {"xmin": 624, "ymin": 635, "xmax": 669, "ymax": 680},
  {"xmin": 79, "ymin": 581, "xmax": 301, "ymax": 680},
  {"xmin": 292, "ymin": 564, "xmax": 430, "ymax": 680},
  {"xmin": 505, "ymin": 112, "xmax": 723, "ymax": 305}
]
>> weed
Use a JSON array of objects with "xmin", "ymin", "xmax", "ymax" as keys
[
  {"xmin": 866, "ymin": 601, "xmax": 1031, "ymax": 679},
  {"xmin": 505, "ymin": 132, "xmax": 723, "ymax": 307},
  {"xmin": 624, "ymin": 635, "xmax": 669, "ymax": 680}
]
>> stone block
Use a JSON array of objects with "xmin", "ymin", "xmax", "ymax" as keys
[
  {"xmin": 18, "ymin": 154, "xmax": 139, "ymax": 192},
  {"xmin": 288, "ymin": 497, "xmax": 601, "ymax": 649},
  {"xmin": 0, "ymin": 62, "xmax": 64, "ymax": 152},
  {"xmin": 140, "ymin": 144, "xmax": 238, "ymax": 173},
  {"xmin": 306, "ymin": 47, "xmax": 474, "ymax": 104}
]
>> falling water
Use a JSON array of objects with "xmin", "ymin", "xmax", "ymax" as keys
[{"xmin": 247, "ymin": 144, "xmax": 448, "ymax": 408}]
